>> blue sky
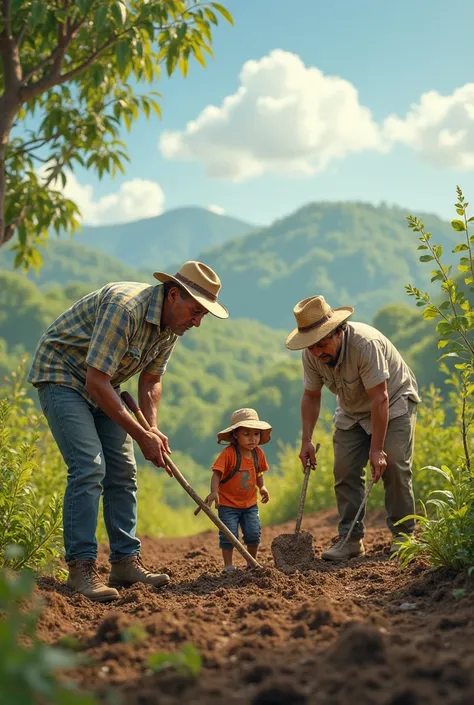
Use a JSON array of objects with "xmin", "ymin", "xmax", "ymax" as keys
[{"xmin": 64, "ymin": 0, "xmax": 474, "ymax": 227}]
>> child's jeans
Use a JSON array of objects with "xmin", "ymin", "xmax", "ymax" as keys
[{"xmin": 218, "ymin": 504, "xmax": 261, "ymax": 549}]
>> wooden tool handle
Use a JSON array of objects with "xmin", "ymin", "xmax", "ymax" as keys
[
  {"xmin": 339, "ymin": 478, "xmax": 375, "ymax": 549},
  {"xmin": 294, "ymin": 442, "xmax": 320, "ymax": 534},
  {"xmin": 120, "ymin": 391, "xmax": 261, "ymax": 569}
]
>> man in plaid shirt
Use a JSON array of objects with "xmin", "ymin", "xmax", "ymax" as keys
[{"xmin": 29, "ymin": 261, "xmax": 228, "ymax": 602}]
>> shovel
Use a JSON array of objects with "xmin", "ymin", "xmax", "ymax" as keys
[
  {"xmin": 271, "ymin": 443, "xmax": 320, "ymax": 571},
  {"xmin": 121, "ymin": 392, "xmax": 261, "ymax": 569}
]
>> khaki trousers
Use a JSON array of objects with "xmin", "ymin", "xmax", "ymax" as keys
[{"xmin": 332, "ymin": 403, "xmax": 417, "ymax": 538}]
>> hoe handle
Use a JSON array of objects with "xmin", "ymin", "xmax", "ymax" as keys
[
  {"xmin": 121, "ymin": 391, "xmax": 261, "ymax": 569},
  {"xmin": 294, "ymin": 443, "xmax": 320, "ymax": 535}
]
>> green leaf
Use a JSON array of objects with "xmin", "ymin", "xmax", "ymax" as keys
[
  {"xmin": 451, "ymin": 219, "xmax": 466, "ymax": 232},
  {"xmin": 419, "ymin": 255, "xmax": 435, "ymax": 262},
  {"xmin": 111, "ymin": 1, "xmax": 127, "ymax": 25},
  {"xmin": 211, "ymin": 3, "xmax": 234, "ymax": 24},
  {"xmin": 29, "ymin": 2, "xmax": 46, "ymax": 28},
  {"xmin": 95, "ymin": 4, "xmax": 108, "ymax": 31},
  {"xmin": 453, "ymin": 243, "xmax": 469, "ymax": 252},
  {"xmin": 116, "ymin": 41, "xmax": 130, "ymax": 74},
  {"xmin": 423, "ymin": 305, "xmax": 440, "ymax": 320}
]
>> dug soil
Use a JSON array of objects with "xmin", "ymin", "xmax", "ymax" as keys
[{"xmin": 36, "ymin": 509, "xmax": 474, "ymax": 705}]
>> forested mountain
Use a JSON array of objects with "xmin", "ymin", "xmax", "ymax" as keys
[
  {"xmin": 73, "ymin": 207, "xmax": 255, "ymax": 270},
  {"xmin": 194, "ymin": 202, "xmax": 456, "ymax": 328},
  {"xmin": 0, "ymin": 239, "xmax": 147, "ymax": 289}
]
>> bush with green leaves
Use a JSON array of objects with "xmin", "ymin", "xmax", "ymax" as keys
[
  {"xmin": 396, "ymin": 187, "xmax": 474, "ymax": 569},
  {"xmin": 0, "ymin": 567, "xmax": 96, "ymax": 704},
  {"xmin": 0, "ymin": 365, "xmax": 64, "ymax": 573}
]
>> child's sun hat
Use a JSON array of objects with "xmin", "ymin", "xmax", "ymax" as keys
[{"xmin": 217, "ymin": 408, "xmax": 272, "ymax": 445}]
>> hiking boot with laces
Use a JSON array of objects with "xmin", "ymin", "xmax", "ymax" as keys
[
  {"xmin": 108, "ymin": 555, "xmax": 170, "ymax": 589},
  {"xmin": 67, "ymin": 559, "xmax": 119, "ymax": 602},
  {"xmin": 322, "ymin": 536, "xmax": 365, "ymax": 562}
]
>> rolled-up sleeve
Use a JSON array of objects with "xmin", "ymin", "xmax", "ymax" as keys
[
  {"xmin": 358, "ymin": 341, "xmax": 389, "ymax": 390},
  {"xmin": 302, "ymin": 349, "xmax": 324, "ymax": 391},
  {"xmin": 86, "ymin": 303, "xmax": 131, "ymax": 377}
]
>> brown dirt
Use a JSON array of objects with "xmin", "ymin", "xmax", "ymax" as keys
[{"xmin": 35, "ymin": 509, "xmax": 474, "ymax": 704}]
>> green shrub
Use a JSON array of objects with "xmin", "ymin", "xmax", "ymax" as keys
[
  {"xmin": 0, "ymin": 567, "xmax": 96, "ymax": 704},
  {"xmin": 0, "ymin": 366, "xmax": 64, "ymax": 573},
  {"xmin": 397, "ymin": 187, "xmax": 474, "ymax": 569}
]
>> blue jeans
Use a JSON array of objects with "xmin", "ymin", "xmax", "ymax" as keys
[
  {"xmin": 218, "ymin": 504, "xmax": 261, "ymax": 550},
  {"xmin": 37, "ymin": 383, "xmax": 140, "ymax": 563}
]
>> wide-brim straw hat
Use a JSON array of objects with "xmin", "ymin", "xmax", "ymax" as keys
[
  {"xmin": 154, "ymin": 260, "xmax": 228, "ymax": 319},
  {"xmin": 286, "ymin": 295, "xmax": 354, "ymax": 351},
  {"xmin": 217, "ymin": 408, "xmax": 272, "ymax": 445}
]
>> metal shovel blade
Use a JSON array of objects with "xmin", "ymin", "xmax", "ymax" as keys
[{"xmin": 271, "ymin": 531, "xmax": 314, "ymax": 573}]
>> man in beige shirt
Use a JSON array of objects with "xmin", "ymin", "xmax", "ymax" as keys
[{"xmin": 286, "ymin": 295, "xmax": 420, "ymax": 561}]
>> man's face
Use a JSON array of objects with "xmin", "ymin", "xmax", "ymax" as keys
[
  {"xmin": 307, "ymin": 329, "xmax": 343, "ymax": 366},
  {"xmin": 165, "ymin": 287, "xmax": 208, "ymax": 336}
]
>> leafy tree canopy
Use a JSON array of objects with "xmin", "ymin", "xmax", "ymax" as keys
[{"xmin": 0, "ymin": 0, "xmax": 233, "ymax": 269}]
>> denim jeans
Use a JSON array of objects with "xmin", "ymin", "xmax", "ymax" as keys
[
  {"xmin": 218, "ymin": 504, "xmax": 261, "ymax": 550},
  {"xmin": 37, "ymin": 383, "xmax": 140, "ymax": 563}
]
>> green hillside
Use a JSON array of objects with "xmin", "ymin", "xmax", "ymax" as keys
[
  {"xmin": 73, "ymin": 206, "xmax": 255, "ymax": 270},
  {"xmin": 195, "ymin": 202, "xmax": 457, "ymax": 329},
  {"xmin": 0, "ymin": 239, "xmax": 148, "ymax": 289}
]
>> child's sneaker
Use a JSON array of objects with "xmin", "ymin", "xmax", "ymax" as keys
[{"xmin": 222, "ymin": 565, "xmax": 237, "ymax": 574}]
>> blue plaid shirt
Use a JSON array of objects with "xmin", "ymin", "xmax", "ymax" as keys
[{"xmin": 28, "ymin": 282, "xmax": 177, "ymax": 406}]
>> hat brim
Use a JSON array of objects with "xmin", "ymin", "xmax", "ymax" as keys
[
  {"xmin": 153, "ymin": 271, "xmax": 229, "ymax": 319},
  {"xmin": 217, "ymin": 420, "xmax": 272, "ymax": 445},
  {"xmin": 285, "ymin": 307, "xmax": 354, "ymax": 351}
]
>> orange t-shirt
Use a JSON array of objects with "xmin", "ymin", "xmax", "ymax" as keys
[{"xmin": 212, "ymin": 444, "xmax": 269, "ymax": 509}]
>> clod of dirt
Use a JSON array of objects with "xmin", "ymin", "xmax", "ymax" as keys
[
  {"xmin": 328, "ymin": 623, "xmax": 387, "ymax": 666},
  {"xmin": 92, "ymin": 612, "xmax": 132, "ymax": 645},
  {"xmin": 271, "ymin": 532, "xmax": 314, "ymax": 572},
  {"xmin": 293, "ymin": 597, "xmax": 349, "ymax": 630},
  {"xmin": 252, "ymin": 682, "xmax": 307, "ymax": 705}
]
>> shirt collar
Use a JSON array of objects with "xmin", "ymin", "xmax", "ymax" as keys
[{"xmin": 146, "ymin": 285, "xmax": 165, "ymax": 328}]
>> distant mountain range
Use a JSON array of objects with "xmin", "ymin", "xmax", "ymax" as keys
[
  {"xmin": 0, "ymin": 201, "xmax": 457, "ymax": 327},
  {"xmin": 72, "ymin": 206, "xmax": 256, "ymax": 270}
]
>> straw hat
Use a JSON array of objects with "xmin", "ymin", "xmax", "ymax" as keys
[
  {"xmin": 217, "ymin": 408, "xmax": 272, "ymax": 445},
  {"xmin": 154, "ymin": 261, "xmax": 228, "ymax": 319},
  {"xmin": 285, "ymin": 295, "xmax": 354, "ymax": 351}
]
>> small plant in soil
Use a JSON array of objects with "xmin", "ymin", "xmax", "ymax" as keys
[
  {"xmin": 398, "ymin": 186, "xmax": 474, "ymax": 570},
  {"xmin": 0, "ymin": 567, "xmax": 96, "ymax": 704},
  {"xmin": 147, "ymin": 643, "xmax": 202, "ymax": 678}
]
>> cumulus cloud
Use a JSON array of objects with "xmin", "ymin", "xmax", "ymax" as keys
[
  {"xmin": 159, "ymin": 50, "xmax": 384, "ymax": 181},
  {"xmin": 208, "ymin": 204, "xmax": 225, "ymax": 215},
  {"xmin": 42, "ymin": 169, "xmax": 165, "ymax": 225},
  {"xmin": 383, "ymin": 84, "xmax": 474, "ymax": 170}
]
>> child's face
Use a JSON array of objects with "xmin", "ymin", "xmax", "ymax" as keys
[{"xmin": 234, "ymin": 427, "xmax": 261, "ymax": 451}]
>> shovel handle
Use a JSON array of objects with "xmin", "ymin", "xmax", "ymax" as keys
[
  {"xmin": 120, "ymin": 391, "xmax": 261, "ymax": 569},
  {"xmin": 294, "ymin": 443, "xmax": 320, "ymax": 534}
]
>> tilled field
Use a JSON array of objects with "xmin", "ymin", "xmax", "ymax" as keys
[{"xmin": 36, "ymin": 510, "xmax": 474, "ymax": 704}]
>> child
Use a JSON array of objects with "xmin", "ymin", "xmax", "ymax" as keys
[{"xmin": 204, "ymin": 408, "xmax": 271, "ymax": 573}]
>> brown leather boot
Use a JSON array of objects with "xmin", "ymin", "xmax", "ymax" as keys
[
  {"xmin": 67, "ymin": 559, "xmax": 119, "ymax": 602},
  {"xmin": 322, "ymin": 536, "xmax": 365, "ymax": 561},
  {"xmin": 108, "ymin": 555, "xmax": 170, "ymax": 588}
]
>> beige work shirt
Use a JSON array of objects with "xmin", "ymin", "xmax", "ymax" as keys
[{"xmin": 302, "ymin": 322, "xmax": 420, "ymax": 434}]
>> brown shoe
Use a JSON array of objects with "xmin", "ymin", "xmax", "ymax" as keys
[
  {"xmin": 67, "ymin": 559, "xmax": 119, "ymax": 602},
  {"xmin": 322, "ymin": 536, "xmax": 365, "ymax": 562},
  {"xmin": 108, "ymin": 555, "xmax": 170, "ymax": 589}
]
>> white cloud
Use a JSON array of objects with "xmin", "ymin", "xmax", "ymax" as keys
[
  {"xmin": 159, "ymin": 50, "xmax": 384, "ymax": 181},
  {"xmin": 208, "ymin": 204, "xmax": 225, "ymax": 215},
  {"xmin": 383, "ymin": 84, "xmax": 474, "ymax": 170},
  {"xmin": 42, "ymin": 169, "xmax": 165, "ymax": 225}
]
